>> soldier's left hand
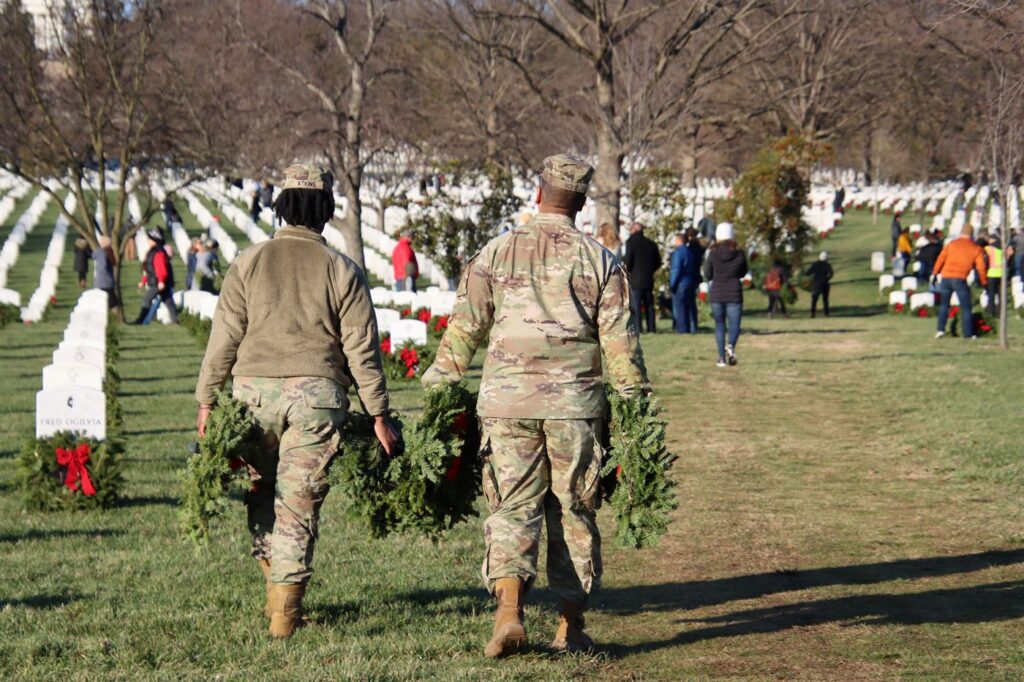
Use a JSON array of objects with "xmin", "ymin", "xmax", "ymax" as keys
[
  {"xmin": 373, "ymin": 415, "xmax": 402, "ymax": 456},
  {"xmin": 197, "ymin": 404, "xmax": 212, "ymax": 437}
]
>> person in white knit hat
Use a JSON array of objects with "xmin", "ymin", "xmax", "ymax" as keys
[{"xmin": 702, "ymin": 222, "xmax": 748, "ymax": 367}]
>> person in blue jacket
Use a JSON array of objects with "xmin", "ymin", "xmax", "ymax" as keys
[{"xmin": 669, "ymin": 232, "xmax": 699, "ymax": 334}]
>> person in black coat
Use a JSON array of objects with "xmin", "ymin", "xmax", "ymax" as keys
[
  {"xmin": 804, "ymin": 251, "xmax": 834, "ymax": 318},
  {"xmin": 73, "ymin": 238, "xmax": 92, "ymax": 288},
  {"xmin": 916, "ymin": 231, "xmax": 942, "ymax": 284},
  {"xmin": 623, "ymin": 222, "xmax": 662, "ymax": 333},
  {"xmin": 702, "ymin": 222, "xmax": 748, "ymax": 367},
  {"xmin": 891, "ymin": 213, "xmax": 902, "ymax": 256}
]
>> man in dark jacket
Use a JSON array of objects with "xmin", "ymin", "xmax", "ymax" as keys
[
  {"xmin": 891, "ymin": 213, "xmax": 903, "ymax": 256},
  {"xmin": 805, "ymin": 251, "xmax": 834, "ymax": 318},
  {"xmin": 917, "ymin": 231, "xmax": 942, "ymax": 284},
  {"xmin": 623, "ymin": 222, "xmax": 661, "ymax": 333}
]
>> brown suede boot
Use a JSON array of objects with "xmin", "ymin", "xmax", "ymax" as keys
[
  {"xmin": 257, "ymin": 559, "xmax": 272, "ymax": 619},
  {"xmin": 484, "ymin": 577, "xmax": 528, "ymax": 658},
  {"xmin": 551, "ymin": 599, "xmax": 595, "ymax": 653},
  {"xmin": 267, "ymin": 583, "xmax": 305, "ymax": 639}
]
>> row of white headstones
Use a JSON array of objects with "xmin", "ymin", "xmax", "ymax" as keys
[
  {"xmin": 872, "ymin": 251, "xmax": 1024, "ymax": 311},
  {"xmin": 36, "ymin": 289, "xmax": 110, "ymax": 441}
]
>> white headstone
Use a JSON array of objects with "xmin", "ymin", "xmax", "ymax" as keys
[
  {"xmin": 889, "ymin": 291, "xmax": 907, "ymax": 306},
  {"xmin": 389, "ymin": 320, "xmax": 428, "ymax": 350},
  {"xmin": 374, "ymin": 308, "xmax": 401, "ymax": 335},
  {"xmin": 69, "ymin": 309, "xmax": 107, "ymax": 329},
  {"xmin": 871, "ymin": 251, "xmax": 886, "ymax": 272},
  {"xmin": 910, "ymin": 292, "xmax": 935, "ymax": 310},
  {"xmin": 54, "ymin": 344, "xmax": 105, "ymax": 369},
  {"xmin": 78, "ymin": 290, "xmax": 109, "ymax": 310},
  {"xmin": 36, "ymin": 386, "xmax": 106, "ymax": 440},
  {"xmin": 63, "ymin": 325, "xmax": 105, "ymax": 348},
  {"xmin": 199, "ymin": 294, "xmax": 218, "ymax": 320},
  {"xmin": 392, "ymin": 291, "xmax": 418, "ymax": 308},
  {"xmin": 42, "ymin": 363, "xmax": 104, "ymax": 391},
  {"xmin": 879, "ymin": 274, "xmax": 895, "ymax": 291},
  {"xmin": 900, "ymin": 277, "xmax": 918, "ymax": 292}
]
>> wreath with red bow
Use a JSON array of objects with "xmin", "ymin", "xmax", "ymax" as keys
[{"xmin": 16, "ymin": 432, "xmax": 125, "ymax": 511}]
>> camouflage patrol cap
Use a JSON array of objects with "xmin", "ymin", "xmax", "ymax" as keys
[
  {"xmin": 541, "ymin": 154, "xmax": 594, "ymax": 194},
  {"xmin": 282, "ymin": 163, "xmax": 333, "ymax": 192}
]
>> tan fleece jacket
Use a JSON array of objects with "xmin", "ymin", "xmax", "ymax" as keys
[{"xmin": 194, "ymin": 225, "xmax": 389, "ymax": 415}]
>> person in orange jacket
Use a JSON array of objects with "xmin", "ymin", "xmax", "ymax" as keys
[{"xmin": 932, "ymin": 224, "xmax": 988, "ymax": 339}]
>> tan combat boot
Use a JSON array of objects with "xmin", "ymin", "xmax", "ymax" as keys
[
  {"xmin": 484, "ymin": 577, "xmax": 528, "ymax": 658},
  {"xmin": 267, "ymin": 583, "xmax": 305, "ymax": 639},
  {"xmin": 257, "ymin": 558, "xmax": 272, "ymax": 619},
  {"xmin": 551, "ymin": 599, "xmax": 595, "ymax": 653}
]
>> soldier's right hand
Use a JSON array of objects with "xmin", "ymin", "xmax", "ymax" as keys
[{"xmin": 373, "ymin": 415, "xmax": 401, "ymax": 457}]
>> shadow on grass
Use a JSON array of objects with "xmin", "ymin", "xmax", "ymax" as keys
[
  {"xmin": 394, "ymin": 549, "xmax": 1024, "ymax": 650},
  {"xmin": 117, "ymin": 495, "xmax": 178, "ymax": 508},
  {"xmin": 0, "ymin": 593, "xmax": 83, "ymax": 609},
  {"xmin": 127, "ymin": 425, "xmax": 193, "ymax": 436},
  {"xmin": 602, "ymin": 579, "xmax": 1024, "ymax": 656},
  {"xmin": 0, "ymin": 528, "xmax": 125, "ymax": 543}
]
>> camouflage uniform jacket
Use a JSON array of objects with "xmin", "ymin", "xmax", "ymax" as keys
[
  {"xmin": 195, "ymin": 225, "xmax": 388, "ymax": 415},
  {"xmin": 422, "ymin": 213, "xmax": 648, "ymax": 419}
]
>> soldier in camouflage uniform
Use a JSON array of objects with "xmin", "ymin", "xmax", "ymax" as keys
[
  {"xmin": 422, "ymin": 154, "xmax": 649, "ymax": 657},
  {"xmin": 195, "ymin": 164, "xmax": 399, "ymax": 639}
]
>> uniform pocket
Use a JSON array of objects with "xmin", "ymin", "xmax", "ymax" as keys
[
  {"xmin": 302, "ymin": 381, "xmax": 346, "ymax": 410},
  {"xmin": 575, "ymin": 431, "xmax": 604, "ymax": 512},
  {"xmin": 479, "ymin": 435, "xmax": 501, "ymax": 513}
]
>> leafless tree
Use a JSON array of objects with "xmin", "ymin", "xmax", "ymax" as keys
[
  {"xmin": 236, "ymin": 0, "xmax": 399, "ymax": 271},
  {"xmin": 0, "ymin": 0, "xmax": 224, "ymax": 319},
  {"xmin": 469, "ymin": 0, "xmax": 796, "ymax": 229}
]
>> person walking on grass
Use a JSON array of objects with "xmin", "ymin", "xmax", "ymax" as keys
[
  {"xmin": 134, "ymin": 227, "xmax": 179, "ymax": 325},
  {"xmin": 624, "ymin": 221, "xmax": 661, "ymax": 333},
  {"xmin": 702, "ymin": 222, "xmax": 747, "ymax": 367},
  {"xmin": 423, "ymin": 155, "xmax": 648, "ymax": 658},
  {"xmin": 805, "ymin": 251, "xmax": 834, "ymax": 318},
  {"xmin": 933, "ymin": 223, "xmax": 988, "ymax": 339},
  {"xmin": 764, "ymin": 259, "xmax": 789, "ymax": 319},
  {"xmin": 195, "ymin": 164, "xmax": 400, "ymax": 640}
]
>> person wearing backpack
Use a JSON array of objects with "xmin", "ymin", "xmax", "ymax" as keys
[{"xmin": 765, "ymin": 259, "xmax": 789, "ymax": 319}]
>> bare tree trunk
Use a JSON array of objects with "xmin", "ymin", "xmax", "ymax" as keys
[
  {"xmin": 998, "ymin": 186, "xmax": 1009, "ymax": 350},
  {"xmin": 342, "ymin": 181, "xmax": 365, "ymax": 271},
  {"xmin": 376, "ymin": 200, "xmax": 386, "ymax": 235},
  {"xmin": 113, "ymin": 258, "xmax": 126, "ymax": 323},
  {"xmin": 595, "ymin": 65, "xmax": 621, "ymax": 230}
]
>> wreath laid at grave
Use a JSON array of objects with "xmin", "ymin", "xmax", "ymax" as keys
[
  {"xmin": 379, "ymin": 334, "xmax": 435, "ymax": 381},
  {"xmin": 179, "ymin": 383, "xmax": 676, "ymax": 550},
  {"xmin": 16, "ymin": 432, "xmax": 125, "ymax": 511},
  {"xmin": 17, "ymin": 312, "xmax": 126, "ymax": 511}
]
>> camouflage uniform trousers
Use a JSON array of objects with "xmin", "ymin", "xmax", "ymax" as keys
[
  {"xmin": 479, "ymin": 417, "xmax": 604, "ymax": 605},
  {"xmin": 232, "ymin": 376, "xmax": 348, "ymax": 585}
]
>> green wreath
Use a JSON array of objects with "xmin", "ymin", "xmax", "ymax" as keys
[{"xmin": 16, "ymin": 432, "xmax": 125, "ymax": 511}]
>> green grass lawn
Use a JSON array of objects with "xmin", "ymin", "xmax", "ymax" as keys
[{"xmin": 1, "ymin": 210, "xmax": 1022, "ymax": 680}]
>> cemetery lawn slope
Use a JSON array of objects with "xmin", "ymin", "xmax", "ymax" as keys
[{"xmin": 0, "ymin": 211, "xmax": 1022, "ymax": 679}]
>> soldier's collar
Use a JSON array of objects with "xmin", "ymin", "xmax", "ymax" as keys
[
  {"xmin": 276, "ymin": 225, "xmax": 327, "ymax": 244},
  {"xmin": 531, "ymin": 213, "xmax": 578, "ymax": 229}
]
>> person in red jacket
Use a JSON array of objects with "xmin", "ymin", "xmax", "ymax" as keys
[
  {"xmin": 392, "ymin": 233, "xmax": 419, "ymax": 292},
  {"xmin": 933, "ymin": 224, "xmax": 988, "ymax": 339},
  {"xmin": 134, "ymin": 227, "xmax": 179, "ymax": 325}
]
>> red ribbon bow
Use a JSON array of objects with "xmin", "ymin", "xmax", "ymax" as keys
[{"xmin": 56, "ymin": 443, "xmax": 96, "ymax": 496}]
